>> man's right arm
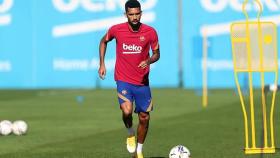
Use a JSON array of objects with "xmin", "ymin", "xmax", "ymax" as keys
[{"xmin": 98, "ymin": 35, "xmax": 108, "ymax": 80}]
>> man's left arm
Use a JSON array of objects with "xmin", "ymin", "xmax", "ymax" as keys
[{"xmin": 138, "ymin": 49, "xmax": 160, "ymax": 69}]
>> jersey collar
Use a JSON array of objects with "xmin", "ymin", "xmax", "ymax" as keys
[{"xmin": 126, "ymin": 22, "xmax": 142, "ymax": 33}]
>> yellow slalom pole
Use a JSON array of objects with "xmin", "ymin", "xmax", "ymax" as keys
[{"xmin": 202, "ymin": 29, "xmax": 208, "ymax": 107}]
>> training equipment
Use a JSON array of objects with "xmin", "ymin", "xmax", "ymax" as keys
[
  {"xmin": 169, "ymin": 145, "xmax": 191, "ymax": 158},
  {"xmin": 269, "ymin": 84, "xmax": 279, "ymax": 92},
  {"xmin": 126, "ymin": 136, "xmax": 136, "ymax": 153},
  {"xmin": 230, "ymin": 0, "xmax": 278, "ymax": 154},
  {"xmin": 0, "ymin": 120, "xmax": 13, "ymax": 136},
  {"xmin": 12, "ymin": 120, "xmax": 28, "ymax": 135}
]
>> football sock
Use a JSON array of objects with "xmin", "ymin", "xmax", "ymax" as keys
[
  {"xmin": 137, "ymin": 143, "xmax": 143, "ymax": 154},
  {"xmin": 127, "ymin": 127, "xmax": 135, "ymax": 136}
]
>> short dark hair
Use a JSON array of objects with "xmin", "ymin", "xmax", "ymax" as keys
[{"xmin": 125, "ymin": 0, "xmax": 141, "ymax": 12}]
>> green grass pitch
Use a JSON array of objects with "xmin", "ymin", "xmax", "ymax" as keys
[{"xmin": 0, "ymin": 89, "xmax": 279, "ymax": 158}]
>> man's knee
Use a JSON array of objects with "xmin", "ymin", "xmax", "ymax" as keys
[
  {"xmin": 139, "ymin": 112, "xmax": 150, "ymax": 124},
  {"xmin": 121, "ymin": 102, "xmax": 133, "ymax": 116},
  {"xmin": 123, "ymin": 110, "xmax": 132, "ymax": 118}
]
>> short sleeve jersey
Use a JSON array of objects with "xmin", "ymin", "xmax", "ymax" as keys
[{"xmin": 105, "ymin": 22, "xmax": 159, "ymax": 85}]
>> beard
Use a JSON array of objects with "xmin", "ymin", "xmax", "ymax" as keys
[{"xmin": 128, "ymin": 21, "xmax": 141, "ymax": 31}]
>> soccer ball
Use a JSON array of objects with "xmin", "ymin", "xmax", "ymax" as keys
[
  {"xmin": 12, "ymin": 120, "xmax": 28, "ymax": 135},
  {"xmin": 169, "ymin": 145, "xmax": 191, "ymax": 158},
  {"xmin": 0, "ymin": 120, "xmax": 13, "ymax": 136}
]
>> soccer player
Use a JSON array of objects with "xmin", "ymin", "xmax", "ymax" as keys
[{"xmin": 98, "ymin": 0, "xmax": 160, "ymax": 157}]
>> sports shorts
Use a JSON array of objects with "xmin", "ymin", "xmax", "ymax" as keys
[{"xmin": 116, "ymin": 80, "xmax": 153, "ymax": 113}]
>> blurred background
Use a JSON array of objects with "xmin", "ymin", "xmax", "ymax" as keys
[
  {"xmin": 1, "ymin": 1, "xmax": 280, "ymax": 157},
  {"xmin": 0, "ymin": 0, "xmax": 279, "ymax": 89}
]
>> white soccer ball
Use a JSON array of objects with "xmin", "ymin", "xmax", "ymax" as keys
[
  {"xmin": 169, "ymin": 145, "xmax": 191, "ymax": 158},
  {"xmin": 0, "ymin": 120, "xmax": 13, "ymax": 136},
  {"xmin": 269, "ymin": 84, "xmax": 278, "ymax": 92},
  {"xmin": 12, "ymin": 120, "xmax": 28, "ymax": 135}
]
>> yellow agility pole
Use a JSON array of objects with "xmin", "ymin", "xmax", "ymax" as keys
[
  {"xmin": 202, "ymin": 29, "xmax": 208, "ymax": 108},
  {"xmin": 230, "ymin": 0, "xmax": 278, "ymax": 154}
]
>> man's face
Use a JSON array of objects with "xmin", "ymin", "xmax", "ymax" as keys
[{"xmin": 126, "ymin": 7, "xmax": 142, "ymax": 25}]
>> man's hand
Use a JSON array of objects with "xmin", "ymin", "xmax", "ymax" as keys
[
  {"xmin": 138, "ymin": 59, "xmax": 150, "ymax": 69},
  {"xmin": 98, "ymin": 65, "xmax": 106, "ymax": 80},
  {"xmin": 138, "ymin": 50, "xmax": 160, "ymax": 69}
]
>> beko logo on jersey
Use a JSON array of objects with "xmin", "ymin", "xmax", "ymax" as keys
[
  {"xmin": 0, "ymin": 0, "xmax": 13, "ymax": 26},
  {"xmin": 52, "ymin": 0, "xmax": 157, "ymax": 38},
  {"xmin": 122, "ymin": 43, "xmax": 142, "ymax": 54},
  {"xmin": 200, "ymin": 0, "xmax": 280, "ymax": 12}
]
